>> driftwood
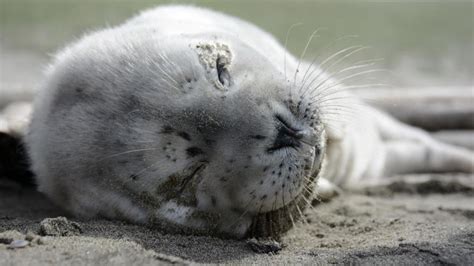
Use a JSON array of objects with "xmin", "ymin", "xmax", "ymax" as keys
[
  {"xmin": 433, "ymin": 130, "xmax": 474, "ymax": 151},
  {"xmin": 356, "ymin": 87, "xmax": 474, "ymax": 131},
  {"xmin": 0, "ymin": 86, "xmax": 35, "ymax": 109}
]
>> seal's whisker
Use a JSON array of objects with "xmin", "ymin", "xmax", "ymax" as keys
[
  {"xmin": 295, "ymin": 203, "xmax": 308, "ymax": 226},
  {"xmin": 301, "ymin": 46, "xmax": 371, "ymax": 98},
  {"xmin": 335, "ymin": 58, "xmax": 384, "ymax": 73},
  {"xmin": 154, "ymin": 53, "xmax": 184, "ymax": 92},
  {"xmin": 311, "ymin": 83, "xmax": 389, "ymax": 101},
  {"xmin": 317, "ymin": 108, "xmax": 359, "ymax": 120},
  {"xmin": 293, "ymin": 28, "xmax": 325, "ymax": 88},
  {"xmin": 308, "ymin": 60, "xmax": 386, "ymax": 98},
  {"xmin": 226, "ymin": 197, "xmax": 256, "ymax": 231},
  {"xmin": 302, "ymin": 61, "xmax": 376, "ymax": 104},
  {"xmin": 97, "ymin": 148, "xmax": 158, "ymax": 161},
  {"xmin": 288, "ymin": 180, "xmax": 309, "ymax": 227},
  {"xmin": 283, "ymin": 23, "xmax": 303, "ymax": 84},
  {"xmin": 308, "ymin": 68, "xmax": 387, "ymax": 104},
  {"xmin": 127, "ymin": 161, "xmax": 162, "ymax": 182},
  {"xmin": 319, "ymin": 110, "xmax": 359, "ymax": 120},
  {"xmin": 288, "ymin": 209, "xmax": 297, "ymax": 230},
  {"xmin": 295, "ymin": 177, "xmax": 318, "ymax": 215},
  {"xmin": 316, "ymin": 97, "xmax": 361, "ymax": 107},
  {"xmin": 152, "ymin": 60, "xmax": 182, "ymax": 92},
  {"xmin": 133, "ymin": 140, "xmax": 157, "ymax": 143},
  {"xmin": 299, "ymin": 45, "xmax": 364, "ymax": 94},
  {"xmin": 299, "ymin": 35, "xmax": 360, "ymax": 93},
  {"xmin": 300, "ymin": 194, "xmax": 318, "ymax": 216}
]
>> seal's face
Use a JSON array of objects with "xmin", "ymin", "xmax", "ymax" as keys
[{"xmin": 132, "ymin": 38, "xmax": 327, "ymax": 236}]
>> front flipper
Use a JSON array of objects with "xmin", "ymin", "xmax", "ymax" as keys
[{"xmin": 314, "ymin": 177, "xmax": 342, "ymax": 202}]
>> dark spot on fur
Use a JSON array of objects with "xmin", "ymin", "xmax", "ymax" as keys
[
  {"xmin": 251, "ymin": 135, "xmax": 266, "ymax": 140},
  {"xmin": 178, "ymin": 132, "xmax": 191, "ymax": 141},
  {"xmin": 272, "ymin": 181, "xmax": 276, "ymax": 185},
  {"xmin": 161, "ymin": 126, "xmax": 174, "ymax": 134},
  {"xmin": 97, "ymin": 168, "xmax": 104, "ymax": 176},
  {"xmin": 204, "ymin": 139, "xmax": 215, "ymax": 145},
  {"xmin": 186, "ymin": 147, "xmax": 203, "ymax": 157},
  {"xmin": 211, "ymin": 196, "xmax": 217, "ymax": 206},
  {"xmin": 130, "ymin": 174, "xmax": 138, "ymax": 180},
  {"xmin": 263, "ymin": 166, "xmax": 269, "ymax": 172},
  {"xmin": 260, "ymin": 180, "xmax": 264, "ymax": 185},
  {"xmin": 261, "ymin": 195, "xmax": 267, "ymax": 200}
]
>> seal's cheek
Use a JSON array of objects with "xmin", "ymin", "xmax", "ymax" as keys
[{"xmin": 192, "ymin": 169, "xmax": 236, "ymax": 212}]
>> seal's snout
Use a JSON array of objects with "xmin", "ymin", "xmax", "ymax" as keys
[
  {"xmin": 296, "ymin": 128, "xmax": 318, "ymax": 147},
  {"xmin": 267, "ymin": 114, "xmax": 318, "ymax": 153}
]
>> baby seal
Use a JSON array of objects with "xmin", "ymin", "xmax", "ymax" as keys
[{"xmin": 25, "ymin": 5, "xmax": 473, "ymax": 238}]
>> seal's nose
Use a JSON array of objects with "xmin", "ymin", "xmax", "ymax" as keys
[
  {"xmin": 267, "ymin": 115, "xmax": 318, "ymax": 153},
  {"xmin": 271, "ymin": 123, "xmax": 301, "ymax": 151}
]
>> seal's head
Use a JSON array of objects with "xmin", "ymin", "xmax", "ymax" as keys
[
  {"xmin": 31, "ymin": 30, "xmax": 327, "ymax": 239},
  {"xmin": 135, "ymin": 36, "xmax": 328, "ymax": 237}
]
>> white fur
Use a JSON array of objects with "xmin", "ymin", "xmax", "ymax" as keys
[{"xmin": 23, "ymin": 5, "xmax": 473, "ymax": 237}]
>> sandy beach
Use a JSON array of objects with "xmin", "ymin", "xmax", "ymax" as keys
[{"xmin": 1, "ymin": 174, "xmax": 473, "ymax": 265}]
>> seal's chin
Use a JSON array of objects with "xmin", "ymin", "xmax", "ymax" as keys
[{"xmin": 246, "ymin": 168, "xmax": 321, "ymax": 239}]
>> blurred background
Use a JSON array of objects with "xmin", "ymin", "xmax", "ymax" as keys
[{"xmin": 1, "ymin": 0, "xmax": 473, "ymax": 106}]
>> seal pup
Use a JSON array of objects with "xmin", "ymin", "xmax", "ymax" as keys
[{"xmin": 24, "ymin": 5, "xmax": 473, "ymax": 238}]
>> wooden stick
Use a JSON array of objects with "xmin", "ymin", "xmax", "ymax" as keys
[{"xmin": 355, "ymin": 87, "xmax": 474, "ymax": 131}]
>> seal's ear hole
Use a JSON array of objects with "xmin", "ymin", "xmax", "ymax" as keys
[{"xmin": 216, "ymin": 56, "xmax": 232, "ymax": 87}]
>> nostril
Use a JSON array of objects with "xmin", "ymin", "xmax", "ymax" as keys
[
  {"xmin": 274, "ymin": 126, "xmax": 301, "ymax": 149},
  {"xmin": 267, "ymin": 116, "xmax": 302, "ymax": 153},
  {"xmin": 266, "ymin": 115, "xmax": 318, "ymax": 153}
]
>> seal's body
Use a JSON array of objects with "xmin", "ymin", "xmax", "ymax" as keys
[{"xmin": 25, "ymin": 6, "xmax": 473, "ymax": 238}]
